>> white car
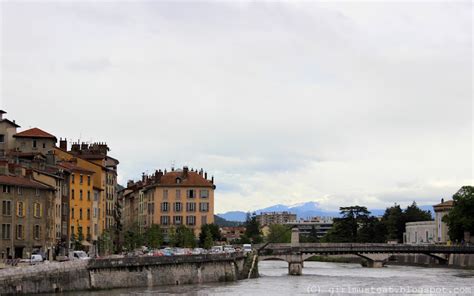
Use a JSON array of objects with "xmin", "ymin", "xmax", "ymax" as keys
[
  {"xmin": 243, "ymin": 244, "xmax": 252, "ymax": 253},
  {"xmin": 70, "ymin": 251, "xmax": 90, "ymax": 260},
  {"xmin": 30, "ymin": 254, "xmax": 44, "ymax": 264}
]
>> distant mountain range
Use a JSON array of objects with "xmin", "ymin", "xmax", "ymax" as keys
[{"xmin": 217, "ymin": 201, "xmax": 434, "ymax": 222}]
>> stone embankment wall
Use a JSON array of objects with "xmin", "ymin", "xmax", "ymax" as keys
[
  {"xmin": 0, "ymin": 253, "xmax": 249, "ymax": 295},
  {"xmin": 391, "ymin": 254, "xmax": 474, "ymax": 268}
]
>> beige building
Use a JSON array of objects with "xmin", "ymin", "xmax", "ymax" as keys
[
  {"xmin": 13, "ymin": 128, "xmax": 57, "ymax": 155},
  {"xmin": 404, "ymin": 221, "xmax": 436, "ymax": 244},
  {"xmin": 256, "ymin": 211, "xmax": 297, "ymax": 226},
  {"xmin": 0, "ymin": 171, "xmax": 56, "ymax": 259},
  {"xmin": 0, "ymin": 110, "xmax": 20, "ymax": 156},
  {"xmin": 433, "ymin": 198, "xmax": 454, "ymax": 243},
  {"xmin": 123, "ymin": 167, "xmax": 215, "ymax": 238}
]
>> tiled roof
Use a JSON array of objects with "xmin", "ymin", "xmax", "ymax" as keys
[
  {"xmin": 0, "ymin": 175, "xmax": 54, "ymax": 190},
  {"xmin": 58, "ymin": 161, "xmax": 95, "ymax": 174},
  {"xmin": 433, "ymin": 200, "xmax": 454, "ymax": 211},
  {"xmin": 13, "ymin": 128, "xmax": 57, "ymax": 140},
  {"xmin": 159, "ymin": 171, "xmax": 214, "ymax": 187}
]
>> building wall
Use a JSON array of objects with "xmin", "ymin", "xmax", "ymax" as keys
[
  {"xmin": 404, "ymin": 221, "xmax": 436, "ymax": 244},
  {"xmin": 69, "ymin": 171, "xmax": 94, "ymax": 242},
  {"xmin": 0, "ymin": 122, "xmax": 18, "ymax": 153},
  {"xmin": 150, "ymin": 186, "xmax": 214, "ymax": 236},
  {"xmin": 53, "ymin": 148, "xmax": 106, "ymax": 239},
  {"xmin": 435, "ymin": 210, "xmax": 450, "ymax": 243},
  {"xmin": 14, "ymin": 138, "xmax": 56, "ymax": 155},
  {"xmin": 0, "ymin": 184, "xmax": 54, "ymax": 259}
]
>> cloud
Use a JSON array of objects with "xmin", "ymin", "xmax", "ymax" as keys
[{"xmin": 1, "ymin": 1, "xmax": 471, "ymax": 213}]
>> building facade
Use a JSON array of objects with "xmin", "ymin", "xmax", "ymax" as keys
[
  {"xmin": 123, "ymin": 167, "xmax": 215, "ymax": 238},
  {"xmin": 433, "ymin": 198, "xmax": 454, "ymax": 243},
  {"xmin": 404, "ymin": 221, "xmax": 436, "ymax": 244},
  {"xmin": 256, "ymin": 211, "xmax": 297, "ymax": 226}
]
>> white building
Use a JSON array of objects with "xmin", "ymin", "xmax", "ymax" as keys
[{"xmin": 404, "ymin": 221, "xmax": 436, "ymax": 244}]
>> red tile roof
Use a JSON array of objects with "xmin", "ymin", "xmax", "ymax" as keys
[
  {"xmin": 158, "ymin": 171, "xmax": 214, "ymax": 187},
  {"xmin": 0, "ymin": 175, "xmax": 54, "ymax": 190},
  {"xmin": 13, "ymin": 128, "xmax": 57, "ymax": 140},
  {"xmin": 58, "ymin": 161, "xmax": 95, "ymax": 174}
]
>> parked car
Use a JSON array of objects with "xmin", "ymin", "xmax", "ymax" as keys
[
  {"xmin": 192, "ymin": 248, "xmax": 205, "ymax": 255},
  {"xmin": 224, "ymin": 246, "xmax": 236, "ymax": 253},
  {"xmin": 211, "ymin": 246, "xmax": 224, "ymax": 253}
]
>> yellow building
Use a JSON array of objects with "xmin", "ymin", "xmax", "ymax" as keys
[
  {"xmin": 57, "ymin": 161, "xmax": 94, "ymax": 243},
  {"xmin": 53, "ymin": 148, "xmax": 106, "ymax": 243}
]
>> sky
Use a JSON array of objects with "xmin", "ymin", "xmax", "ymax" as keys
[{"xmin": 1, "ymin": 0, "xmax": 472, "ymax": 213}]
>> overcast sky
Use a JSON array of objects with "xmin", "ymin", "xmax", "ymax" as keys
[{"xmin": 1, "ymin": 1, "xmax": 472, "ymax": 213}]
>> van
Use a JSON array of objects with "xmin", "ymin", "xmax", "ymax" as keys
[
  {"xmin": 69, "ymin": 251, "xmax": 90, "ymax": 260},
  {"xmin": 30, "ymin": 254, "xmax": 43, "ymax": 264},
  {"xmin": 243, "ymin": 244, "xmax": 252, "ymax": 253}
]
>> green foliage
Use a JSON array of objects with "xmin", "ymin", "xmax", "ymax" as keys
[
  {"xmin": 203, "ymin": 229, "xmax": 214, "ymax": 249},
  {"xmin": 443, "ymin": 186, "xmax": 474, "ymax": 241},
  {"xmin": 199, "ymin": 224, "xmax": 221, "ymax": 247},
  {"xmin": 123, "ymin": 223, "xmax": 143, "ymax": 251},
  {"xmin": 266, "ymin": 224, "xmax": 291, "ymax": 243},
  {"xmin": 242, "ymin": 212, "xmax": 263, "ymax": 244},
  {"xmin": 98, "ymin": 230, "xmax": 113, "ymax": 256},
  {"xmin": 382, "ymin": 201, "xmax": 432, "ymax": 242},
  {"xmin": 144, "ymin": 224, "xmax": 163, "ymax": 249},
  {"xmin": 174, "ymin": 225, "xmax": 197, "ymax": 248}
]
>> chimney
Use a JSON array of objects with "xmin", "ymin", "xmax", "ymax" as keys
[
  {"xmin": 59, "ymin": 138, "xmax": 67, "ymax": 150},
  {"xmin": 142, "ymin": 172, "xmax": 146, "ymax": 182},
  {"xmin": 211, "ymin": 176, "xmax": 214, "ymax": 184},
  {"xmin": 183, "ymin": 166, "xmax": 189, "ymax": 178},
  {"xmin": 441, "ymin": 198, "xmax": 444, "ymax": 203},
  {"xmin": 127, "ymin": 180, "xmax": 135, "ymax": 188},
  {"xmin": 71, "ymin": 143, "xmax": 80, "ymax": 152},
  {"xmin": 0, "ymin": 110, "xmax": 5, "ymax": 120},
  {"xmin": 204, "ymin": 172, "xmax": 207, "ymax": 179},
  {"xmin": 199, "ymin": 168, "xmax": 203, "ymax": 176},
  {"xmin": 81, "ymin": 142, "xmax": 88, "ymax": 151}
]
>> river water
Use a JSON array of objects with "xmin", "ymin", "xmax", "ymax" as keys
[{"xmin": 51, "ymin": 261, "xmax": 474, "ymax": 295}]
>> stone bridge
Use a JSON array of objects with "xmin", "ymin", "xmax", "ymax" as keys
[{"xmin": 257, "ymin": 228, "xmax": 474, "ymax": 275}]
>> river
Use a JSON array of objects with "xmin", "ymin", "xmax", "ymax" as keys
[{"xmin": 47, "ymin": 261, "xmax": 474, "ymax": 295}]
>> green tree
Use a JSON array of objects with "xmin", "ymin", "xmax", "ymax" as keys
[
  {"xmin": 175, "ymin": 225, "xmax": 196, "ymax": 248},
  {"xmin": 323, "ymin": 206, "xmax": 371, "ymax": 243},
  {"xmin": 382, "ymin": 204, "xmax": 404, "ymax": 241},
  {"xmin": 199, "ymin": 223, "xmax": 221, "ymax": 246},
  {"xmin": 123, "ymin": 223, "xmax": 143, "ymax": 251},
  {"xmin": 443, "ymin": 186, "xmax": 474, "ymax": 241},
  {"xmin": 98, "ymin": 230, "xmax": 113, "ymax": 256},
  {"xmin": 242, "ymin": 212, "xmax": 263, "ymax": 244},
  {"xmin": 266, "ymin": 224, "xmax": 291, "ymax": 243},
  {"xmin": 113, "ymin": 199, "xmax": 123, "ymax": 253},
  {"xmin": 301, "ymin": 225, "xmax": 319, "ymax": 243},
  {"xmin": 75, "ymin": 222, "xmax": 84, "ymax": 250},
  {"xmin": 203, "ymin": 229, "xmax": 214, "ymax": 249},
  {"xmin": 144, "ymin": 224, "xmax": 163, "ymax": 249},
  {"xmin": 404, "ymin": 201, "xmax": 432, "ymax": 222}
]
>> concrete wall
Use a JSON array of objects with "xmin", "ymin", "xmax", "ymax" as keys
[
  {"xmin": 0, "ymin": 253, "xmax": 247, "ymax": 295},
  {"xmin": 391, "ymin": 253, "xmax": 474, "ymax": 268}
]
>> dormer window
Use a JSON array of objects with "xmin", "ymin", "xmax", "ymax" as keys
[{"xmin": 176, "ymin": 178, "xmax": 181, "ymax": 184}]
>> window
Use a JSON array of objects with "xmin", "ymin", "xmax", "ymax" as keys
[
  {"xmin": 94, "ymin": 224, "xmax": 98, "ymax": 235},
  {"xmin": 160, "ymin": 216, "xmax": 170, "ymax": 225},
  {"xmin": 186, "ymin": 216, "xmax": 196, "ymax": 226},
  {"xmin": 200, "ymin": 189, "xmax": 209, "ymax": 198},
  {"xmin": 2, "ymin": 185, "xmax": 10, "ymax": 193},
  {"xmin": 17, "ymin": 202, "xmax": 25, "ymax": 217},
  {"xmin": 174, "ymin": 202, "xmax": 182, "ymax": 212},
  {"xmin": 33, "ymin": 203, "xmax": 42, "ymax": 218},
  {"xmin": 161, "ymin": 202, "xmax": 169, "ymax": 212},
  {"xmin": 0, "ymin": 134, "xmax": 4, "ymax": 143},
  {"xmin": 1, "ymin": 224, "xmax": 11, "ymax": 239},
  {"xmin": 87, "ymin": 176, "xmax": 91, "ymax": 186},
  {"xmin": 71, "ymin": 208, "xmax": 75, "ymax": 219},
  {"xmin": 42, "ymin": 142, "xmax": 46, "ymax": 149},
  {"xmin": 199, "ymin": 202, "xmax": 209, "ymax": 212},
  {"xmin": 186, "ymin": 189, "xmax": 195, "ymax": 198},
  {"xmin": 80, "ymin": 175, "xmax": 83, "ymax": 184},
  {"xmin": 71, "ymin": 174, "xmax": 75, "ymax": 184},
  {"xmin": 87, "ymin": 209, "xmax": 90, "ymax": 220},
  {"xmin": 176, "ymin": 178, "xmax": 181, "ymax": 184},
  {"xmin": 163, "ymin": 189, "xmax": 168, "ymax": 199},
  {"xmin": 17, "ymin": 187, "xmax": 22, "ymax": 195},
  {"xmin": 80, "ymin": 190, "xmax": 83, "ymax": 200},
  {"xmin": 94, "ymin": 208, "xmax": 97, "ymax": 218},
  {"xmin": 176, "ymin": 189, "xmax": 181, "ymax": 199},
  {"xmin": 33, "ymin": 225, "xmax": 41, "ymax": 240},
  {"xmin": 173, "ymin": 216, "xmax": 182, "ymax": 225},
  {"xmin": 71, "ymin": 189, "xmax": 75, "ymax": 199},
  {"xmin": 94, "ymin": 191, "xmax": 98, "ymax": 201},
  {"xmin": 186, "ymin": 202, "xmax": 196, "ymax": 212},
  {"xmin": 33, "ymin": 140, "xmax": 37, "ymax": 148},
  {"xmin": 71, "ymin": 226, "xmax": 74, "ymax": 237},
  {"xmin": 201, "ymin": 216, "xmax": 207, "ymax": 225},
  {"xmin": 87, "ymin": 191, "xmax": 91, "ymax": 201},
  {"xmin": 2, "ymin": 201, "xmax": 11, "ymax": 216},
  {"xmin": 35, "ymin": 188, "xmax": 39, "ymax": 196},
  {"xmin": 16, "ymin": 224, "xmax": 24, "ymax": 239},
  {"xmin": 79, "ymin": 208, "xmax": 83, "ymax": 220}
]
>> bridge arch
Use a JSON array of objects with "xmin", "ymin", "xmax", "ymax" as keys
[{"xmin": 258, "ymin": 255, "xmax": 289, "ymax": 262}]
